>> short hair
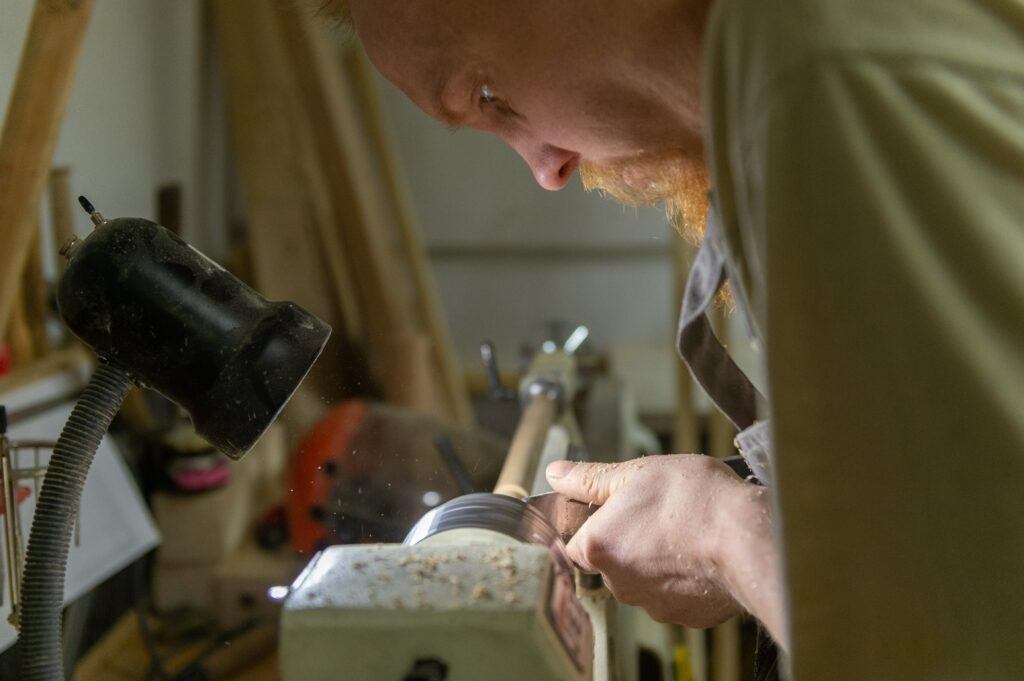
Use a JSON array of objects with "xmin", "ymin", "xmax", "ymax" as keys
[{"xmin": 319, "ymin": 0, "xmax": 352, "ymax": 24}]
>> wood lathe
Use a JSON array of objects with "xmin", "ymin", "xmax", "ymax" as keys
[{"xmin": 280, "ymin": 341, "xmax": 677, "ymax": 681}]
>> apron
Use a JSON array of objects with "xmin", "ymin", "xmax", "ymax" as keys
[
  {"xmin": 676, "ymin": 203, "xmax": 781, "ymax": 680},
  {"xmin": 677, "ymin": 203, "xmax": 773, "ymax": 484}
]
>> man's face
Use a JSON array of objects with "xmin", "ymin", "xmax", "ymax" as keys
[{"xmin": 349, "ymin": 0, "xmax": 709, "ymax": 235}]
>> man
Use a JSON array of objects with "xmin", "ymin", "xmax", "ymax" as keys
[{"xmin": 323, "ymin": 0, "xmax": 1024, "ymax": 678}]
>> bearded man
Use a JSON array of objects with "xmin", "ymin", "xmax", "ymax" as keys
[{"xmin": 320, "ymin": 1, "xmax": 1024, "ymax": 678}]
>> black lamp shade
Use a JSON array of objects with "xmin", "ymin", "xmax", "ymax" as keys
[{"xmin": 57, "ymin": 217, "xmax": 331, "ymax": 459}]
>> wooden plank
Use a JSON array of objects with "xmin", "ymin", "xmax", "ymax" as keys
[
  {"xmin": 276, "ymin": 9, "xmax": 471, "ymax": 423},
  {"xmin": 0, "ymin": 0, "xmax": 95, "ymax": 340},
  {"xmin": 211, "ymin": 1, "xmax": 337, "ymax": 321},
  {"xmin": 270, "ymin": 18, "xmax": 363, "ymax": 345},
  {"xmin": 347, "ymin": 47, "xmax": 473, "ymax": 425},
  {"xmin": 73, "ymin": 610, "xmax": 146, "ymax": 681},
  {"xmin": 74, "ymin": 611, "xmax": 279, "ymax": 681},
  {"xmin": 212, "ymin": 0, "xmax": 353, "ymax": 412},
  {"xmin": 273, "ymin": 8, "xmax": 409, "ymax": 340}
]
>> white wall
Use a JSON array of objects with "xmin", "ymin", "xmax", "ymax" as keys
[{"xmin": 0, "ymin": 0, "xmax": 209, "ymax": 276}]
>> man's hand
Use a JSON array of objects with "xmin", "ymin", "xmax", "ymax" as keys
[{"xmin": 546, "ymin": 455, "xmax": 786, "ymax": 645}]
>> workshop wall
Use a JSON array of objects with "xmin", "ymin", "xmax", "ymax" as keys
[
  {"xmin": 375, "ymin": 75, "xmax": 681, "ymax": 367},
  {"xmin": 0, "ymin": 0, "xmax": 214, "ymax": 272},
  {"xmin": 0, "ymin": 1, "xmax": 760, "ymax": 403}
]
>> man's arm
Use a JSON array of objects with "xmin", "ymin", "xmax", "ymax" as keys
[{"xmin": 545, "ymin": 456, "xmax": 788, "ymax": 647}]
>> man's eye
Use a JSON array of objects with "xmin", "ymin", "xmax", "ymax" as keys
[
  {"xmin": 476, "ymin": 83, "xmax": 519, "ymax": 123},
  {"xmin": 479, "ymin": 83, "xmax": 498, "ymax": 107}
]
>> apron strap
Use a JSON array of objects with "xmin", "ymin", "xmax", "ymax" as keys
[
  {"xmin": 679, "ymin": 205, "xmax": 782, "ymax": 681},
  {"xmin": 677, "ymin": 206, "xmax": 765, "ymax": 431}
]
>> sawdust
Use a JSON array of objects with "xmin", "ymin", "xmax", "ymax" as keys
[{"xmin": 295, "ymin": 545, "xmax": 550, "ymax": 613}]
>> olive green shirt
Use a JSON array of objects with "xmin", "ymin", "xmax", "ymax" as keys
[{"xmin": 702, "ymin": 0, "xmax": 1024, "ymax": 678}]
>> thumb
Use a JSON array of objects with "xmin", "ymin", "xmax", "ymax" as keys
[{"xmin": 545, "ymin": 460, "xmax": 631, "ymax": 505}]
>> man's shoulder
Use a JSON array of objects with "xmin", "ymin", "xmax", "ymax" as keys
[{"xmin": 705, "ymin": 0, "xmax": 1024, "ymax": 105}]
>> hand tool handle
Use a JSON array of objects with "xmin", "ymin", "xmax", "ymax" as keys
[{"xmin": 494, "ymin": 394, "xmax": 558, "ymax": 499}]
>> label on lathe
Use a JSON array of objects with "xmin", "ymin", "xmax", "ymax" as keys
[{"xmin": 545, "ymin": 565, "xmax": 594, "ymax": 674}]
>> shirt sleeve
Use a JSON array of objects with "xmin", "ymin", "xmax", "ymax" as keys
[{"xmin": 732, "ymin": 57, "xmax": 1024, "ymax": 679}]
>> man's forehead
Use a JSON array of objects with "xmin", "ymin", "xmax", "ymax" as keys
[{"xmin": 351, "ymin": 1, "xmax": 455, "ymax": 117}]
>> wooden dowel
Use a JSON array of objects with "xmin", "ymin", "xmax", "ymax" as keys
[
  {"xmin": 494, "ymin": 394, "xmax": 559, "ymax": 499},
  {"xmin": 0, "ymin": 0, "xmax": 95, "ymax": 339},
  {"xmin": 48, "ymin": 166, "xmax": 76, "ymax": 262}
]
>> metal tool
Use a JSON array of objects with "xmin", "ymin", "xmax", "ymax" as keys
[
  {"xmin": 404, "ymin": 491, "xmax": 596, "ymax": 556},
  {"xmin": 405, "ymin": 492, "xmax": 563, "ymax": 551},
  {"xmin": 524, "ymin": 491, "xmax": 597, "ymax": 545}
]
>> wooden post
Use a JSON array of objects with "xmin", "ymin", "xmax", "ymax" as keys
[{"xmin": 0, "ymin": 0, "xmax": 95, "ymax": 340}]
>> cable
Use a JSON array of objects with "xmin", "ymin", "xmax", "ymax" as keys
[{"xmin": 18, "ymin": 362, "xmax": 132, "ymax": 681}]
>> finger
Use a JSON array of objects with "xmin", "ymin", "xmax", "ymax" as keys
[
  {"xmin": 545, "ymin": 460, "xmax": 632, "ymax": 505},
  {"xmin": 564, "ymin": 528, "xmax": 596, "ymax": 572},
  {"xmin": 564, "ymin": 514, "xmax": 612, "ymax": 573}
]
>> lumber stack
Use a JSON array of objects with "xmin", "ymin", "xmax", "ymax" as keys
[
  {"xmin": 0, "ymin": 1, "xmax": 94, "ymax": 373},
  {"xmin": 0, "ymin": 0, "xmax": 94, "ymax": 347},
  {"xmin": 213, "ymin": 1, "xmax": 471, "ymax": 426}
]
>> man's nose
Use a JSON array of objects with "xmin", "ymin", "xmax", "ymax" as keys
[{"xmin": 513, "ymin": 141, "xmax": 580, "ymax": 191}]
